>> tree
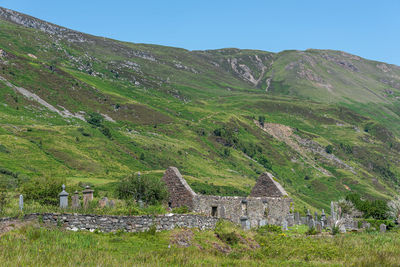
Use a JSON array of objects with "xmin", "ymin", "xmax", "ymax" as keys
[
  {"xmin": 21, "ymin": 177, "xmax": 65, "ymax": 205},
  {"xmin": 258, "ymin": 116, "xmax": 266, "ymax": 127},
  {"xmin": 116, "ymin": 173, "xmax": 168, "ymax": 205},
  {"xmin": 86, "ymin": 112, "xmax": 103, "ymax": 127}
]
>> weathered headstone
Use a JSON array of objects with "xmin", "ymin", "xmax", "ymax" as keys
[
  {"xmin": 331, "ymin": 201, "xmax": 337, "ymax": 221},
  {"xmin": 316, "ymin": 221, "xmax": 322, "ymax": 233},
  {"xmin": 308, "ymin": 218, "xmax": 316, "ymax": 229},
  {"xmin": 362, "ymin": 222, "xmax": 371, "ymax": 229},
  {"xmin": 339, "ymin": 224, "xmax": 346, "ymax": 233},
  {"xmin": 19, "ymin": 194, "xmax": 23, "ymax": 211},
  {"xmin": 380, "ymin": 224, "xmax": 387, "ymax": 233},
  {"xmin": 306, "ymin": 209, "xmax": 312, "ymax": 223},
  {"xmin": 83, "ymin": 185, "xmax": 94, "ymax": 209},
  {"xmin": 327, "ymin": 216, "xmax": 334, "ymax": 228},
  {"xmin": 321, "ymin": 209, "xmax": 327, "ymax": 228},
  {"xmin": 71, "ymin": 191, "xmax": 80, "ymax": 209},
  {"xmin": 353, "ymin": 221, "xmax": 359, "ymax": 230},
  {"xmin": 314, "ymin": 211, "xmax": 319, "ymax": 222},
  {"xmin": 286, "ymin": 214, "xmax": 294, "ymax": 227},
  {"xmin": 138, "ymin": 199, "xmax": 144, "ymax": 208},
  {"xmin": 108, "ymin": 199, "xmax": 115, "ymax": 208},
  {"xmin": 300, "ymin": 216, "xmax": 307, "ymax": 225},
  {"xmin": 59, "ymin": 184, "xmax": 69, "ymax": 209},
  {"xmin": 99, "ymin": 197, "xmax": 109, "ymax": 208},
  {"xmin": 282, "ymin": 219, "xmax": 288, "ymax": 231},
  {"xmin": 294, "ymin": 212, "xmax": 300, "ymax": 225}
]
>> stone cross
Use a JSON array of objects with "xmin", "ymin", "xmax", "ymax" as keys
[
  {"xmin": 83, "ymin": 185, "xmax": 94, "ymax": 209},
  {"xmin": 308, "ymin": 218, "xmax": 316, "ymax": 229},
  {"xmin": 59, "ymin": 184, "xmax": 69, "ymax": 209},
  {"xmin": 71, "ymin": 191, "xmax": 80, "ymax": 209},
  {"xmin": 19, "ymin": 194, "xmax": 23, "ymax": 211}
]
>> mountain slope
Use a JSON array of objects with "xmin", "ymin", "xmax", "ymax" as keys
[{"xmin": 0, "ymin": 6, "xmax": 400, "ymax": 211}]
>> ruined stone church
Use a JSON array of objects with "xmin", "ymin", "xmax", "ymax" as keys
[{"xmin": 162, "ymin": 167, "xmax": 292, "ymax": 228}]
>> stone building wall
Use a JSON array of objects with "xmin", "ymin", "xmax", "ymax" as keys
[
  {"xmin": 162, "ymin": 167, "xmax": 292, "ymax": 228},
  {"xmin": 193, "ymin": 195, "xmax": 292, "ymax": 228},
  {"xmin": 4, "ymin": 213, "xmax": 218, "ymax": 232}
]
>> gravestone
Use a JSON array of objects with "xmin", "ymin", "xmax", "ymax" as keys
[
  {"xmin": 71, "ymin": 191, "xmax": 80, "ymax": 209},
  {"xmin": 339, "ymin": 224, "xmax": 346, "ymax": 233},
  {"xmin": 108, "ymin": 200, "xmax": 115, "ymax": 208},
  {"xmin": 316, "ymin": 221, "xmax": 322, "ymax": 233},
  {"xmin": 286, "ymin": 214, "xmax": 294, "ymax": 227},
  {"xmin": 321, "ymin": 209, "xmax": 327, "ymax": 228},
  {"xmin": 83, "ymin": 185, "xmax": 94, "ymax": 209},
  {"xmin": 327, "ymin": 217, "xmax": 334, "ymax": 228},
  {"xmin": 300, "ymin": 216, "xmax": 307, "ymax": 225},
  {"xmin": 282, "ymin": 219, "xmax": 288, "ymax": 231},
  {"xmin": 294, "ymin": 212, "xmax": 300, "ymax": 225},
  {"xmin": 19, "ymin": 194, "xmax": 23, "ymax": 211},
  {"xmin": 59, "ymin": 184, "xmax": 69, "ymax": 209},
  {"xmin": 306, "ymin": 209, "xmax": 312, "ymax": 223},
  {"xmin": 331, "ymin": 201, "xmax": 337, "ymax": 221},
  {"xmin": 380, "ymin": 224, "xmax": 387, "ymax": 233},
  {"xmin": 308, "ymin": 218, "xmax": 316, "ymax": 229},
  {"xmin": 314, "ymin": 211, "xmax": 319, "ymax": 222},
  {"xmin": 362, "ymin": 222, "xmax": 371, "ymax": 229},
  {"xmin": 99, "ymin": 197, "xmax": 109, "ymax": 208}
]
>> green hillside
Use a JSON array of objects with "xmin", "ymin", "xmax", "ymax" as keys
[{"xmin": 0, "ymin": 6, "xmax": 400, "ymax": 212}]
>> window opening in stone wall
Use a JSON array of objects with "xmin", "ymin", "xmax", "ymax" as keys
[
  {"xmin": 211, "ymin": 206, "xmax": 218, "ymax": 217},
  {"xmin": 241, "ymin": 200, "xmax": 248, "ymax": 216}
]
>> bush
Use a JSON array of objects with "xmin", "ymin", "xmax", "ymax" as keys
[
  {"xmin": 21, "ymin": 177, "xmax": 65, "ymax": 205},
  {"xmin": 86, "ymin": 112, "xmax": 104, "ymax": 127},
  {"xmin": 325, "ymin": 145, "xmax": 333, "ymax": 154},
  {"xmin": 116, "ymin": 173, "xmax": 168, "ymax": 205},
  {"xmin": 306, "ymin": 227, "xmax": 318, "ymax": 235},
  {"xmin": 214, "ymin": 220, "xmax": 240, "ymax": 245},
  {"xmin": 346, "ymin": 193, "xmax": 389, "ymax": 220}
]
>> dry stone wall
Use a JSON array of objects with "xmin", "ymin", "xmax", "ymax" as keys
[{"xmin": 2, "ymin": 213, "xmax": 218, "ymax": 233}]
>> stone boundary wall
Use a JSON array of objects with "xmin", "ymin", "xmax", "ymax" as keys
[{"xmin": 1, "ymin": 213, "xmax": 219, "ymax": 233}]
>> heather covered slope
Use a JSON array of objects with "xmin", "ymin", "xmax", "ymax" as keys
[{"xmin": 0, "ymin": 6, "xmax": 400, "ymax": 211}]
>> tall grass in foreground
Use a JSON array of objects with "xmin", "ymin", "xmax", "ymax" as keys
[{"xmin": 1, "ymin": 223, "xmax": 400, "ymax": 266}]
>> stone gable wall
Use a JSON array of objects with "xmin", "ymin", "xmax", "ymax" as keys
[{"xmin": 162, "ymin": 167, "xmax": 197, "ymax": 209}]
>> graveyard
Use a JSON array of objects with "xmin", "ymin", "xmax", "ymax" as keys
[{"xmin": 1, "ymin": 167, "xmax": 400, "ymax": 266}]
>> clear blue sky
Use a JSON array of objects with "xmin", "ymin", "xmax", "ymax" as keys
[{"xmin": 2, "ymin": 0, "xmax": 400, "ymax": 65}]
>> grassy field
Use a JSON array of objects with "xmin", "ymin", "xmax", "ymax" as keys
[{"xmin": 1, "ymin": 221, "xmax": 400, "ymax": 266}]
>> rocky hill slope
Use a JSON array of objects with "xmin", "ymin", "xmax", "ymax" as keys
[{"xmin": 0, "ymin": 6, "xmax": 399, "ymax": 211}]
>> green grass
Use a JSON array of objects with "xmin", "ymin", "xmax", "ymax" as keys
[{"xmin": 2, "ymin": 222, "xmax": 400, "ymax": 266}]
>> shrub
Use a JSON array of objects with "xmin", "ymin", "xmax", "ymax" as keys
[
  {"xmin": 21, "ymin": 177, "xmax": 65, "ymax": 205},
  {"xmin": 116, "ymin": 173, "xmax": 168, "ymax": 205},
  {"xmin": 325, "ymin": 145, "xmax": 333, "ymax": 154},
  {"xmin": 86, "ymin": 112, "xmax": 104, "ymax": 127},
  {"xmin": 214, "ymin": 220, "xmax": 240, "ymax": 245},
  {"xmin": 346, "ymin": 193, "xmax": 389, "ymax": 220},
  {"xmin": 306, "ymin": 227, "xmax": 318, "ymax": 235}
]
